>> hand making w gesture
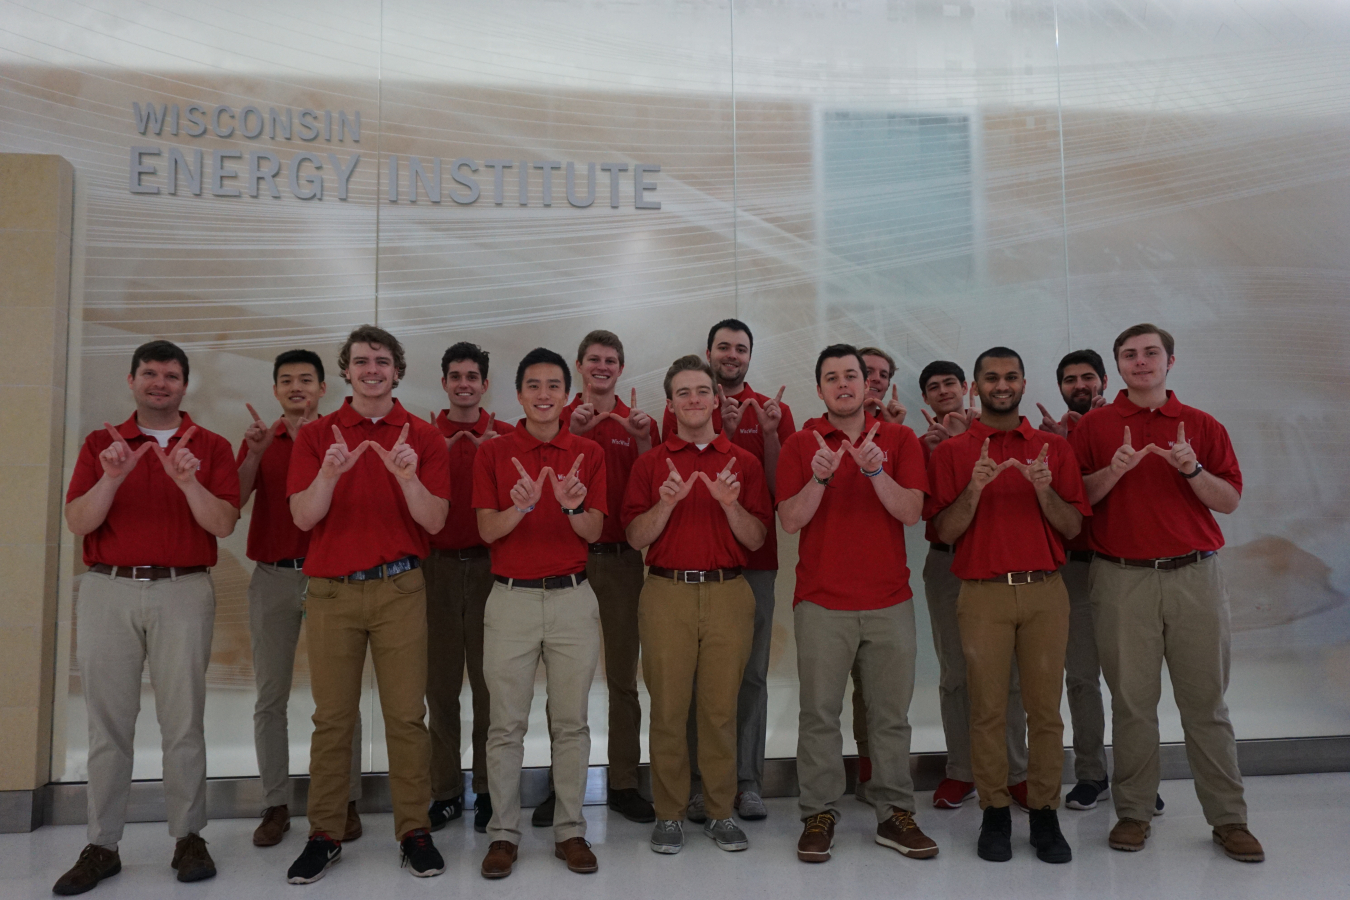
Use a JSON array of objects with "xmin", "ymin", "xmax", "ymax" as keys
[
  {"xmin": 321, "ymin": 424, "xmax": 372, "ymax": 478},
  {"xmin": 1108, "ymin": 426, "xmax": 1164, "ymax": 477},
  {"xmin": 99, "ymin": 422, "xmax": 155, "ymax": 481},
  {"xmin": 970, "ymin": 438, "xmax": 1015, "ymax": 491},
  {"xmin": 509, "ymin": 457, "xmax": 549, "ymax": 512},
  {"xmin": 1161, "ymin": 422, "xmax": 1198, "ymax": 474},
  {"xmin": 150, "ymin": 425, "xmax": 203, "ymax": 486},
  {"xmin": 370, "ymin": 423, "xmax": 419, "ymax": 482},
  {"xmin": 1009, "ymin": 444, "xmax": 1053, "ymax": 490},
  {"xmin": 611, "ymin": 389, "xmax": 654, "ymax": 442},
  {"xmin": 717, "ymin": 386, "xmax": 744, "ymax": 434},
  {"xmin": 865, "ymin": 386, "xmax": 907, "ymax": 425},
  {"xmin": 944, "ymin": 384, "xmax": 980, "ymax": 436},
  {"xmin": 697, "ymin": 458, "xmax": 742, "ymax": 507},
  {"xmin": 843, "ymin": 422, "xmax": 884, "ymax": 473},
  {"xmin": 811, "ymin": 430, "xmax": 848, "ymax": 482},
  {"xmin": 658, "ymin": 458, "xmax": 697, "ymax": 507},
  {"xmin": 551, "ymin": 454, "xmax": 589, "ymax": 508},
  {"xmin": 743, "ymin": 385, "xmax": 786, "ymax": 432}
]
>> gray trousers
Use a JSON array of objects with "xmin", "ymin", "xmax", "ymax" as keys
[
  {"xmin": 483, "ymin": 579, "xmax": 601, "ymax": 844},
  {"xmin": 77, "ymin": 570, "xmax": 214, "ymax": 847},
  {"xmin": 249, "ymin": 563, "xmax": 362, "ymax": 809},
  {"xmin": 796, "ymin": 600, "xmax": 917, "ymax": 822},
  {"xmin": 922, "ymin": 547, "xmax": 1028, "ymax": 783},
  {"xmin": 736, "ymin": 568, "xmax": 777, "ymax": 794},
  {"xmin": 1061, "ymin": 558, "xmax": 1108, "ymax": 783}
]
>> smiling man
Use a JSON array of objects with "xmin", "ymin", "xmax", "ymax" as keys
[
  {"xmin": 473, "ymin": 348, "xmax": 607, "ymax": 879},
  {"xmin": 284, "ymin": 325, "xmax": 451, "ymax": 884},
  {"xmin": 1070, "ymin": 324, "xmax": 1260, "ymax": 862},
  {"xmin": 777, "ymin": 345, "xmax": 936, "ymax": 865},
  {"xmin": 926, "ymin": 347, "xmax": 1089, "ymax": 865},
  {"xmin": 57, "ymin": 340, "xmax": 239, "ymax": 895}
]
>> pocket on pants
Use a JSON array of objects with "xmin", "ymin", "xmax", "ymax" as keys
[
  {"xmin": 391, "ymin": 567, "xmax": 426, "ymax": 594},
  {"xmin": 308, "ymin": 577, "xmax": 340, "ymax": 601}
]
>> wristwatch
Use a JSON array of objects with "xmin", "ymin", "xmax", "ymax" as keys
[
  {"xmin": 1181, "ymin": 462, "xmax": 1204, "ymax": 480},
  {"xmin": 813, "ymin": 474, "xmax": 833, "ymax": 486},
  {"xmin": 562, "ymin": 505, "xmax": 587, "ymax": 516}
]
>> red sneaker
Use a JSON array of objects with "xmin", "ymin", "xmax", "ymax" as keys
[
  {"xmin": 1008, "ymin": 781, "xmax": 1030, "ymax": 812},
  {"xmin": 932, "ymin": 779, "xmax": 976, "ymax": 809}
]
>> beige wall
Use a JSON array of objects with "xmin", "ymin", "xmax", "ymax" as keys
[{"xmin": 0, "ymin": 154, "xmax": 72, "ymax": 792}]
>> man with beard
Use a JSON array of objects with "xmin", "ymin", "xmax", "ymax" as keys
[
  {"xmin": 926, "ymin": 347, "xmax": 1089, "ymax": 865},
  {"xmin": 777, "ymin": 345, "xmax": 936, "ymax": 864}
]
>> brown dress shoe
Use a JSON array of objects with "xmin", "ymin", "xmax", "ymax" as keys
[
  {"xmin": 1213, "ymin": 824, "xmax": 1265, "ymax": 862},
  {"xmin": 53, "ymin": 844, "xmax": 121, "ymax": 895},
  {"xmin": 554, "ymin": 837, "xmax": 598, "ymax": 873},
  {"xmin": 253, "ymin": 805, "xmax": 290, "ymax": 847},
  {"xmin": 876, "ymin": 810, "xmax": 939, "ymax": 859},
  {"xmin": 171, "ymin": 833, "xmax": 217, "ymax": 883},
  {"xmin": 1108, "ymin": 817, "xmax": 1150, "ymax": 852},
  {"xmin": 481, "ymin": 840, "xmax": 518, "ymax": 879},
  {"xmin": 342, "ymin": 801, "xmax": 363, "ymax": 842},
  {"xmin": 797, "ymin": 812, "xmax": 836, "ymax": 863}
]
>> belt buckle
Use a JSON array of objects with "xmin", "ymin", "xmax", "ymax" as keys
[
  {"xmin": 1005, "ymin": 571, "xmax": 1030, "ymax": 586},
  {"xmin": 680, "ymin": 570, "xmax": 701, "ymax": 584},
  {"xmin": 129, "ymin": 566, "xmax": 155, "ymax": 581}
]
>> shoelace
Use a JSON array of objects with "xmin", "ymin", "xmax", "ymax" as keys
[
  {"xmin": 655, "ymin": 821, "xmax": 681, "ymax": 833},
  {"xmin": 889, "ymin": 811, "xmax": 918, "ymax": 831},
  {"xmin": 803, "ymin": 813, "xmax": 835, "ymax": 834},
  {"xmin": 403, "ymin": 830, "xmax": 433, "ymax": 852}
]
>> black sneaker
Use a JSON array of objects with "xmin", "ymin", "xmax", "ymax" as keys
[
  {"xmin": 1028, "ymin": 808, "xmax": 1072, "ymax": 863},
  {"xmin": 977, "ymin": 806, "xmax": 1012, "ymax": 862},
  {"xmin": 1065, "ymin": 780, "xmax": 1110, "ymax": 810},
  {"xmin": 428, "ymin": 796, "xmax": 464, "ymax": 832},
  {"xmin": 287, "ymin": 834, "xmax": 341, "ymax": 885},
  {"xmin": 474, "ymin": 792, "xmax": 493, "ymax": 834},
  {"xmin": 531, "ymin": 792, "xmax": 556, "ymax": 828},
  {"xmin": 399, "ymin": 829, "xmax": 445, "ymax": 878},
  {"xmin": 608, "ymin": 788, "xmax": 656, "ymax": 824},
  {"xmin": 1154, "ymin": 793, "xmax": 1165, "ymax": 816}
]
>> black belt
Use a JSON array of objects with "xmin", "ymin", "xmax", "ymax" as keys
[
  {"xmin": 1100, "ymin": 550, "xmax": 1215, "ymax": 571},
  {"xmin": 588, "ymin": 542, "xmax": 633, "ymax": 555},
  {"xmin": 90, "ymin": 564, "xmax": 209, "ymax": 581},
  {"xmin": 648, "ymin": 566, "xmax": 743, "ymax": 584},
  {"xmin": 977, "ymin": 570, "xmax": 1053, "ymax": 586},
  {"xmin": 495, "ymin": 572, "xmax": 587, "ymax": 591},
  {"xmin": 265, "ymin": 557, "xmax": 305, "ymax": 569},
  {"xmin": 1067, "ymin": 551, "xmax": 1096, "ymax": 564},
  {"xmin": 435, "ymin": 546, "xmax": 490, "ymax": 560},
  {"xmin": 334, "ymin": 555, "xmax": 420, "ymax": 583},
  {"xmin": 929, "ymin": 542, "xmax": 954, "ymax": 554}
]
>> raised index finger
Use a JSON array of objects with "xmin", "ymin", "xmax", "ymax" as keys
[
  {"xmin": 773, "ymin": 385, "xmax": 786, "ymax": 404},
  {"xmin": 396, "ymin": 422, "xmax": 410, "ymax": 446},
  {"xmin": 631, "ymin": 387, "xmax": 638, "ymax": 408},
  {"xmin": 1036, "ymin": 444, "xmax": 1049, "ymax": 463},
  {"xmin": 980, "ymin": 437, "xmax": 990, "ymax": 459},
  {"xmin": 246, "ymin": 403, "xmax": 264, "ymax": 424},
  {"xmin": 178, "ymin": 425, "xmax": 197, "ymax": 447},
  {"xmin": 1177, "ymin": 421, "xmax": 1186, "ymax": 444},
  {"xmin": 511, "ymin": 457, "xmax": 530, "ymax": 480},
  {"xmin": 331, "ymin": 424, "xmax": 347, "ymax": 449},
  {"xmin": 814, "ymin": 431, "xmax": 829, "ymax": 450},
  {"xmin": 103, "ymin": 422, "xmax": 126, "ymax": 445},
  {"xmin": 1122, "ymin": 426, "xmax": 1132, "ymax": 448},
  {"xmin": 567, "ymin": 454, "xmax": 584, "ymax": 479},
  {"xmin": 720, "ymin": 457, "xmax": 737, "ymax": 478},
  {"xmin": 863, "ymin": 422, "xmax": 881, "ymax": 445}
]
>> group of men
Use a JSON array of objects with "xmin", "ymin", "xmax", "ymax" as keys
[{"xmin": 53, "ymin": 317, "xmax": 1263, "ymax": 895}]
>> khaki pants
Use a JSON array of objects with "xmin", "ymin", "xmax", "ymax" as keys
[
  {"xmin": 642, "ymin": 574, "xmax": 754, "ymax": 822},
  {"xmin": 957, "ymin": 574, "xmax": 1069, "ymax": 810},
  {"xmin": 305, "ymin": 568, "xmax": 431, "ymax": 840},
  {"xmin": 77, "ymin": 570, "xmax": 215, "ymax": 847},
  {"xmin": 796, "ymin": 600, "xmax": 918, "ymax": 822},
  {"xmin": 1061, "ymin": 559, "xmax": 1108, "ymax": 783},
  {"xmin": 423, "ymin": 549, "xmax": 495, "ymax": 799},
  {"xmin": 483, "ymin": 579, "xmax": 600, "ymax": 844},
  {"xmin": 249, "ymin": 563, "xmax": 362, "ymax": 809},
  {"xmin": 586, "ymin": 546, "xmax": 645, "ymax": 790},
  {"xmin": 923, "ymin": 548, "xmax": 1028, "ymax": 783},
  {"xmin": 1090, "ymin": 554, "xmax": 1246, "ymax": 826}
]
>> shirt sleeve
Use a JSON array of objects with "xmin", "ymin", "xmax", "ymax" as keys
[
  {"xmin": 583, "ymin": 443, "xmax": 609, "ymax": 517},
  {"xmin": 1200, "ymin": 417, "xmax": 1243, "ymax": 495},
  {"xmin": 924, "ymin": 441, "xmax": 961, "ymax": 521},
  {"xmin": 203, "ymin": 433, "xmax": 242, "ymax": 507},
  {"xmin": 620, "ymin": 452, "xmax": 656, "ymax": 529},
  {"xmin": 1068, "ymin": 413, "xmax": 1102, "ymax": 474},
  {"xmin": 776, "ymin": 402, "xmax": 796, "ymax": 442},
  {"xmin": 774, "ymin": 431, "xmax": 811, "ymax": 507},
  {"xmin": 416, "ymin": 422, "xmax": 452, "ymax": 501},
  {"xmin": 66, "ymin": 432, "xmax": 103, "ymax": 503},
  {"xmin": 1051, "ymin": 437, "xmax": 1092, "ymax": 516},
  {"xmin": 891, "ymin": 427, "xmax": 928, "ymax": 493},
  {"xmin": 235, "ymin": 439, "xmax": 250, "ymax": 467},
  {"xmin": 286, "ymin": 422, "xmax": 323, "ymax": 498},
  {"xmin": 471, "ymin": 441, "xmax": 504, "ymax": 511},
  {"xmin": 738, "ymin": 452, "xmax": 774, "ymax": 529}
]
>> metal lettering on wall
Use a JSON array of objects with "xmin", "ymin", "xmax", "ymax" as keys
[{"xmin": 127, "ymin": 101, "xmax": 660, "ymax": 208}]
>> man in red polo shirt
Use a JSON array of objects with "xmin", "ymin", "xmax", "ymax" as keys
[
  {"xmin": 777, "ymin": 344, "xmax": 936, "ymax": 864},
  {"xmin": 625, "ymin": 355, "xmax": 771, "ymax": 856},
  {"xmin": 661, "ymin": 318, "xmax": 792, "ymax": 821},
  {"xmin": 56, "ymin": 340, "xmax": 239, "ymax": 895},
  {"xmin": 424, "ymin": 342, "xmax": 514, "ymax": 835},
  {"xmin": 236, "ymin": 349, "xmax": 365, "ymax": 848},
  {"xmin": 859, "ymin": 345, "xmax": 907, "ymax": 424},
  {"xmin": 473, "ymin": 348, "xmax": 607, "ymax": 880},
  {"xmin": 927, "ymin": 346, "xmax": 1089, "ymax": 865},
  {"xmin": 284, "ymin": 325, "xmax": 451, "ymax": 884},
  {"xmin": 1069, "ymin": 324, "xmax": 1261, "ymax": 863},
  {"xmin": 915, "ymin": 361, "xmax": 1029, "ymax": 811}
]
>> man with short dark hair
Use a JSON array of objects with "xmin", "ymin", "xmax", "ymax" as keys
[
  {"xmin": 475, "ymin": 348, "xmax": 607, "ymax": 879},
  {"xmin": 1071, "ymin": 324, "xmax": 1261, "ymax": 862},
  {"xmin": 777, "ymin": 345, "xmax": 937, "ymax": 865},
  {"xmin": 915, "ymin": 361, "xmax": 1029, "ymax": 811},
  {"xmin": 625, "ymin": 355, "xmax": 771, "ymax": 855},
  {"xmin": 285, "ymin": 325, "xmax": 451, "ymax": 884},
  {"xmin": 56, "ymin": 340, "xmax": 239, "ymax": 895},
  {"xmin": 425, "ymin": 342, "xmax": 513, "ymax": 834},
  {"xmin": 237, "ymin": 349, "xmax": 365, "ymax": 849},
  {"xmin": 927, "ymin": 347, "xmax": 1089, "ymax": 865}
]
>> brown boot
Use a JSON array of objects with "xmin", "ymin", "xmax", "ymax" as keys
[
  {"xmin": 481, "ymin": 840, "xmax": 518, "ymax": 879},
  {"xmin": 342, "ymin": 801, "xmax": 363, "ymax": 842},
  {"xmin": 53, "ymin": 844, "xmax": 121, "ymax": 895},
  {"xmin": 1108, "ymin": 818, "xmax": 1150, "ymax": 852},
  {"xmin": 797, "ymin": 812, "xmax": 836, "ymax": 863},
  {"xmin": 1213, "ymin": 824, "xmax": 1265, "ymax": 862},
  {"xmin": 554, "ymin": 837, "xmax": 598, "ymax": 873},
  {"xmin": 253, "ymin": 805, "xmax": 290, "ymax": 847},
  {"xmin": 876, "ymin": 810, "xmax": 939, "ymax": 859},
  {"xmin": 171, "ymin": 834, "xmax": 217, "ymax": 883}
]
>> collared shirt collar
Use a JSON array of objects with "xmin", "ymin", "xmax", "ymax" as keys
[
  {"xmin": 725, "ymin": 381, "xmax": 755, "ymax": 402},
  {"xmin": 337, "ymin": 396, "xmax": 409, "ymax": 427},
  {"xmin": 570, "ymin": 392, "xmax": 630, "ymax": 416},
  {"xmin": 807, "ymin": 414, "xmax": 869, "ymax": 439},
  {"xmin": 664, "ymin": 430, "xmax": 732, "ymax": 454},
  {"xmin": 437, "ymin": 408, "xmax": 491, "ymax": 434},
  {"xmin": 967, "ymin": 416, "xmax": 1037, "ymax": 440},
  {"xmin": 1111, "ymin": 389, "xmax": 1183, "ymax": 418},
  {"xmin": 513, "ymin": 422, "xmax": 573, "ymax": 452},
  {"xmin": 116, "ymin": 410, "xmax": 197, "ymax": 440}
]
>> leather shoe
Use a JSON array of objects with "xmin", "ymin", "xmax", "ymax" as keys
[
  {"xmin": 608, "ymin": 787, "xmax": 655, "ymax": 823},
  {"xmin": 1213, "ymin": 824, "xmax": 1264, "ymax": 862},
  {"xmin": 171, "ymin": 833, "xmax": 216, "ymax": 883},
  {"xmin": 253, "ymin": 805, "xmax": 290, "ymax": 847},
  {"xmin": 53, "ymin": 844, "xmax": 121, "ymax": 895},
  {"xmin": 481, "ymin": 840, "xmax": 518, "ymax": 879},
  {"xmin": 554, "ymin": 837, "xmax": 598, "ymax": 873}
]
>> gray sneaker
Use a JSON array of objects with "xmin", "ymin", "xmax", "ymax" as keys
[
  {"xmin": 650, "ymin": 820, "xmax": 684, "ymax": 855},
  {"xmin": 734, "ymin": 791, "xmax": 768, "ymax": 820},
  {"xmin": 703, "ymin": 818, "xmax": 749, "ymax": 852},
  {"xmin": 686, "ymin": 792, "xmax": 707, "ymax": 824}
]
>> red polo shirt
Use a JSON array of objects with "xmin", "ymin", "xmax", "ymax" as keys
[
  {"xmin": 925, "ymin": 417, "xmax": 1091, "ymax": 580},
  {"xmin": 621, "ymin": 432, "xmax": 772, "ymax": 571},
  {"xmin": 563, "ymin": 393, "xmax": 657, "ymax": 545},
  {"xmin": 237, "ymin": 423, "xmax": 309, "ymax": 563},
  {"xmin": 661, "ymin": 381, "xmax": 793, "ymax": 570},
  {"xmin": 778, "ymin": 417, "xmax": 928, "ymax": 610},
  {"xmin": 431, "ymin": 409, "xmax": 516, "ymax": 552},
  {"xmin": 1069, "ymin": 390, "xmax": 1241, "ymax": 559},
  {"xmin": 67, "ymin": 412, "xmax": 240, "ymax": 567},
  {"xmin": 1059, "ymin": 415, "xmax": 1093, "ymax": 555},
  {"xmin": 472, "ymin": 425, "xmax": 606, "ymax": 579},
  {"xmin": 286, "ymin": 398, "xmax": 451, "ymax": 579}
]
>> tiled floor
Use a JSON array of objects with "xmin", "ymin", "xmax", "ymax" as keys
[{"xmin": 4, "ymin": 773, "xmax": 1348, "ymax": 899}]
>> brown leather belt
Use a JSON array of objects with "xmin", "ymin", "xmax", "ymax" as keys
[
  {"xmin": 588, "ymin": 542, "xmax": 633, "ymax": 555},
  {"xmin": 1100, "ymin": 550, "xmax": 1215, "ymax": 571},
  {"xmin": 1068, "ymin": 551, "xmax": 1096, "ymax": 564},
  {"xmin": 495, "ymin": 572, "xmax": 587, "ymax": 591},
  {"xmin": 929, "ymin": 542, "xmax": 955, "ymax": 554},
  {"xmin": 436, "ymin": 546, "xmax": 490, "ymax": 560},
  {"xmin": 648, "ymin": 566, "xmax": 742, "ymax": 584},
  {"xmin": 90, "ymin": 564, "xmax": 209, "ymax": 581},
  {"xmin": 978, "ymin": 570, "xmax": 1052, "ymax": 586}
]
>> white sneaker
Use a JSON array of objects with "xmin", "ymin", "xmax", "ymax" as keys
[
  {"xmin": 734, "ymin": 791, "xmax": 768, "ymax": 820},
  {"xmin": 685, "ymin": 792, "xmax": 707, "ymax": 824}
]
